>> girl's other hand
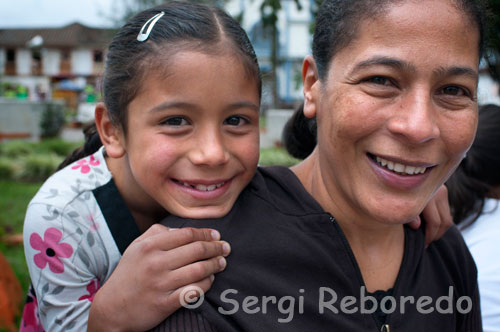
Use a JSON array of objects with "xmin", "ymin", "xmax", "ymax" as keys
[
  {"xmin": 87, "ymin": 224, "xmax": 230, "ymax": 332},
  {"xmin": 408, "ymin": 185, "xmax": 453, "ymax": 247}
]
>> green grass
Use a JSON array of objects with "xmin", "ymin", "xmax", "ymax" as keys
[
  {"xmin": 0, "ymin": 180, "xmax": 42, "ymax": 329},
  {"xmin": 259, "ymin": 147, "xmax": 301, "ymax": 167},
  {"xmin": 0, "ymin": 180, "xmax": 42, "ymax": 235}
]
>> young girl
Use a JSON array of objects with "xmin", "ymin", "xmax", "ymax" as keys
[
  {"xmin": 22, "ymin": 2, "xmax": 260, "ymax": 331},
  {"xmin": 22, "ymin": 1, "xmax": 451, "ymax": 331}
]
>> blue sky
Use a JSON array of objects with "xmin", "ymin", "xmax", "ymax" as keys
[{"xmin": 0, "ymin": 0, "xmax": 121, "ymax": 28}]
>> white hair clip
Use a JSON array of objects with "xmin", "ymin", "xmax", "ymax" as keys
[{"xmin": 137, "ymin": 11, "xmax": 165, "ymax": 42}]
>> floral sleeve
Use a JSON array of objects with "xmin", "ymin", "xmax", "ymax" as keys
[{"xmin": 23, "ymin": 201, "xmax": 109, "ymax": 331}]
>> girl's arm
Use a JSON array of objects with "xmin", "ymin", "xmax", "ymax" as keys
[
  {"xmin": 88, "ymin": 225, "xmax": 229, "ymax": 332},
  {"xmin": 24, "ymin": 200, "xmax": 229, "ymax": 332}
]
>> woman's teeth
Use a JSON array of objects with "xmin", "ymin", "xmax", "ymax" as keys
[
  {"xmin": 180, "ymin": 181, "xmax": 225, "ymax": 191},
  {"xmin": 375, "ymin": 156, "xmax": 427, "ymax": 175}
]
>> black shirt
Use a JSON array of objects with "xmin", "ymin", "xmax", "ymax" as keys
[{"xmin": 146, "ymin": 166, "xmax": 482, "ymax": 331}]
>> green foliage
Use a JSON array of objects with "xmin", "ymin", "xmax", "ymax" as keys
[
  {"xmin": 0, "ymin": 140, "xmax": 34, "ymax": 158},
  {"xmin": 0, "ymin": 157, "xmax": 15, "ymax": 179},
  {"xmin": 36, "ymin": 138, "xmax": 82, "ymax": 157},
  {"xmin": 259, "ymin": 147, "xmax": 301, "ymax": 167},
  {"xmin": 19, "ymin": 153, "xmax": 63, "ymax": 182},
  {"xmin": 486, "ymin": 0, "xmax": 500, "ymax": 81},
  {"xmin": 0, "ymin": 180, "xmax": 41, "ymax": 234},
  {"xmin": 40, "ymin": 103, "xmax": 66, "ymax": 138}
]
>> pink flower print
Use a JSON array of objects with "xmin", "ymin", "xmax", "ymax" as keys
[
  {"xmin": 20, "ymin": 286, "xmax": 45, "ymax": 332},
  {"xmin": 86, "ymin": 214, "xmax": 100, "ymax": 232},
  {"xmin": 30, "ymin": 228, "xmax": 73, "ymax": 274},
  {"xmin": 71, "ymin": 155, "xmax": 100, "ymax": 174},
  {"xmin": 79, "ymin": 279, "xmax": 100, "ymax": 302}
]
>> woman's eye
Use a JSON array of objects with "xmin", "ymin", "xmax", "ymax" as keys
[
  {"xmin": 224, "ymin": 115, "xmax": 247, "ymax": 126},
  {"xmin": 366, "ymin": 76, "xmax": 392, "ymax": 86},
  {"xmin": 439, "ymin": 86, "xmax": 469, "ymax": 97},
  {"xmin": 162, "ymin": 117, "xmax": 188, "ymax": 126}
]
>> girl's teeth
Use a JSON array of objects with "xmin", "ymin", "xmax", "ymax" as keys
[
  {"xmin": 196, "ymin": 184, "xmax": 208, "ymax": 191},
  {"xmin": 375, "ymin": 156, "xmax": 427, "ymax": 175},
  {"xmin": 177, "ymin": 180, "xmax": 226, "ymax": 191}
]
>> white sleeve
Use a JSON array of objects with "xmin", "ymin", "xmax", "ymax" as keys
[{"xmin": 23, "ymin": 201, "xmax": 110, "ymax": 331}]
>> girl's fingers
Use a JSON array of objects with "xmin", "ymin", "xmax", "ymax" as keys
[
  {"xmin": 162, "ymin": 256, "xmax": 227, "ymax": 290},
  {"xmin": 407, "ymin": 215, "xmax": 421, "ymax": 230},
  {"xmin": 133, "ymin": 225, "xmax": 221, "ymax": 252},
  {"xmin": 422, "ymin": 202, "xmax": 440, "ymax": 247},
  {"xmin": 163, "ymin": 276, "xmax": 215, "ymax": 315},
  {"xmin": 164, "ymin": 240, "xmax": 231, "ymax": 269}
]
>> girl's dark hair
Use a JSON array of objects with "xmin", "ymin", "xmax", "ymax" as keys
[
  {"xmin": 446, "ymin": 104, "xmax": 500, "ymax": 227},
  {"xmin": 284, "ymin": 0, "xmax": 489, "ymax": 159},
  {"xmin": 60, "ymin": 1, "xmax": 261, "ymax": 168}
]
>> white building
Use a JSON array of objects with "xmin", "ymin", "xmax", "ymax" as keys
[
  {"xmin": 0, "ymin": 23, "xmax": 112, "ymax": 106},
  {"xmin": 227, "ymin": 0, "xmax": 313, "ymax": 107}
]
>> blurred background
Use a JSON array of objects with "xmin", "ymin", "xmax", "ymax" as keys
[{"xmin": 0, "ymin": 0, "xmax": 499, "ymax": 330}]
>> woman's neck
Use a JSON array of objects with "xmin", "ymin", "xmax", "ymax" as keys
[
  {"xmin": 105, "ymin": 155, "xmax": 167, "ymax": 233},
  {"xmin": 292, "ymin": 149, "xmax": 405, "ymax": 291}
]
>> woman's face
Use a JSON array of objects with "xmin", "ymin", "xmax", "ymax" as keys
[{"xmin": 307, "ymin": 0, "xmax": 480, "ymax": 224}]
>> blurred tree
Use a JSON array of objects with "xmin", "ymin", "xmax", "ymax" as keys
[
  {"xmin": 486, "ymin": 0, "xmax": 500, "ymax": 82},
  {"xmin": 260, "ymin": 0, "xmax": 302, "ymax": 108}
]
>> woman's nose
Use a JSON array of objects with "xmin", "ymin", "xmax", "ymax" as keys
[{"xmin": 387, "ymin": 90, "xmax": 440, "ymax": 144}]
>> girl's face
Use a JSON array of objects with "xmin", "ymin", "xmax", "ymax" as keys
[
  {"xmin": 305, "ymin": 0, "xmax": 479, "ymax": 225},
  {"xmin": 118, "ymin": 50, "xmax": 260, "ymax": 219}
]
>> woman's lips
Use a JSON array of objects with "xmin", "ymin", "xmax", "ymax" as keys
[{"xmin": 367, "ymin": 153, "xmax": 435, "ymax": 190}]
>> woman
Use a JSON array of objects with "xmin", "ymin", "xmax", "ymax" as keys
[
  {"xmin": 153, "ymin": 0, "xmax": 485, "ymax": 330},
  {"xmin": 447, "ymin": 103, "xmax": 500, "ymax": 331}
]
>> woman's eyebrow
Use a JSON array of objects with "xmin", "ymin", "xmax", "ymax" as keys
[
  {"xmin": 350, "ymin": 56, "xmax": 416, "ymax": 74},
  {"xmin": 433, "ymin": 66, "xmax": 478, "ymax": 80}
]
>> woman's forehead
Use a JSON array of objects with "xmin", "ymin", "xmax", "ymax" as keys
[{"xmin": 330, "ymin": 0, "xmax": 480, "ymax": 72}]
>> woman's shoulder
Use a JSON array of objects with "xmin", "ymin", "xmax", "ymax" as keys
[{"xmin": 247, "ymin": 166, "xmax": 325, "ymax": 216}]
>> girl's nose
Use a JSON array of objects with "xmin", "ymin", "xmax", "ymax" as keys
[{"xmin": 188, "ymin": 131, "xmax": 230, "ymax": 166}]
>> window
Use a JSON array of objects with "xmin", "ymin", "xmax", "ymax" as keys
[
  {"xmin": 93, "ymin": 50, "xmax": 103, "ymax": 63},
  {"xmin": 6, "ymin": 49, "xmax": 15, "ymax": 62}
]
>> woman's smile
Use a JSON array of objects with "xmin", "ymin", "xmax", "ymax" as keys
[{"xmin": 366, "ymin": 152, "xmax": 435, "ymax": 190}]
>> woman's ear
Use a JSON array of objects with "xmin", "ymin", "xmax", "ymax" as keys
[
  {"xmin": 302, "ymin": 55, "xmax": 320, "ymax": 119},
  {"xmin": 94, "ymin": 103, "xmax": 126, "ymax": 158}
]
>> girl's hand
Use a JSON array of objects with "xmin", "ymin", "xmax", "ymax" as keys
[
  {"xmin": 408, "ymin": 185, "xmax": 453, "ymax": 247},
  {"xmin": 87, "ymin": 224, "xmax": 230, "ymax": 332}
]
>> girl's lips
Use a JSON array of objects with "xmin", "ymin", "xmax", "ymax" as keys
[
  {"xmin": 367, "ymin": 154, "xmax": 433, "ymax": 190},
  {"xmin": 170, "ymin": 177, "xmax": 233, "ymax": 200}
]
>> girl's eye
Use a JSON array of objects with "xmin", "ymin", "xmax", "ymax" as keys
[
  {"xmin": 439, "ymin": 85, "xmax": 470, "ymax": 97},
  {"xmin": 224, "ymin": 115, "xmax": 247, "ymax": 126},
  {"xmin": 162, "ymin": 117, "xmax": 189, "ymax": 126}
]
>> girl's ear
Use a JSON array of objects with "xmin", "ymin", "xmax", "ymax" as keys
[
  {"xmin": 302, "ymin": 55, "xmax": 320, "ymax": 119},
  {"xmin": 94, "ymin": 103, "xmax": 126, "ymax": 158}
]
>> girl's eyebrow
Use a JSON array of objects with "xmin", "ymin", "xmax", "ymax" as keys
[{"xmin": 149, "ymin": 101, "xmax": 260, "ymax": 113}]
